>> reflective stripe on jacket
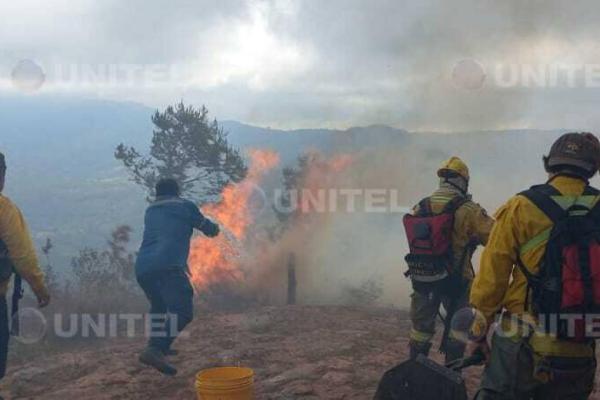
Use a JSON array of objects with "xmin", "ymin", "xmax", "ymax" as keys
[{"xmin": 470, "ymin": 175, "xmax": 596, "ymax": 357}]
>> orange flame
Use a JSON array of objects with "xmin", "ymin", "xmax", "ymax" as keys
[
  {"xmin": 328, "ymin": 154, "xmax": 353, "ymax": 172},
  {"xmin": 188, "ymin": 149, "xmax": 280, "ymax": 290},
  {"xmin": 300, "ymin": 152, "xmax": 354, "ymax": 196}
]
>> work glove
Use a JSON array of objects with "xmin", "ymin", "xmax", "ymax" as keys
[
  {"xmin": 465, "ymin": 308, "xmax": 491, "ymax": 363},
  {"xmin": 203, "ymin": 220, "xmax": 220, "ymax": 237},
  {"xmin": 35, "ymin": 287, "xmax": 51, "ymax": 308}
]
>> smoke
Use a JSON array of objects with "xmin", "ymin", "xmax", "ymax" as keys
[
  {"xmin": 183, "ymin": 122, "xmax": 600, "ymax": 311},
  {"xmin": 7, "ymin": 1, "xmax": 600, "ymax": 129},
  {"xmin": 238, "ymin": 125, "xmax": 595, "ymax": 309},
  {"xmin": 260, "ymin": 0, "xmax": 600, "ymax": 130},
  {"xmin": 239, "ymin": 145, "xmax": 439, "ymax": 308}
]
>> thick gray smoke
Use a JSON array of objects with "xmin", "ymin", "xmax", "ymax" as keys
[
  {"xmin": 5, "ymin": 1, "xmax": 600, "ymax": 130},
  {"xmin": 242, "ymin": 127, "xmax": 600, "ymax": 309},
  {"xmin": 244, "ymin": 143, "xmax": 455, "ymax": 307}
]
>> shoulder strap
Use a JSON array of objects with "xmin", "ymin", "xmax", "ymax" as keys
[
  {"xmin": 519, "ymin": 184, "xmax": 566, "ymax": 223},
  {"xmin": 583, "ymin": 185, "xmax": 600, "ymax": 196},
  {"xmin": 415, "ymin": 194, "xmax": 467, "ymax": 216},
  {"xmin": 416, "ymin": 198, "xmax": 433, "ymax": 217},
  {"xmin": 441, "ymin": 195, "xmax": 468, "ymax": 215},
  {"xmin": 587, "ymin": 186, "xmax": 600, "ymax": 219}
]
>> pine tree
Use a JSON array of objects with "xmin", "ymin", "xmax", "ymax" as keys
[{"xmin": 115, "ymin": 102, "xmax": 247, "ymax": 203}]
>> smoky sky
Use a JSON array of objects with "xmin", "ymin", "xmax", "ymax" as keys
[{"xmin": 3, "ymin": 0, "xmax": 600, "ymax": 131}]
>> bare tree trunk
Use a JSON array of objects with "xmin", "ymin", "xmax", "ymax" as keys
[{"xmin": 287, "ymin": 253, "xmax": 297, "ymax": 305}]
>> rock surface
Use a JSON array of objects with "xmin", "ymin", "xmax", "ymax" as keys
[{"xmin": 1, "ymin": 305, "xmax": 599, "ymax": 399}]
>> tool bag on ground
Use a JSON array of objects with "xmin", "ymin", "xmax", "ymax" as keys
[
  {"xmin": 517, "ymin": 184, "xmax": 600, "ymax": 342},
  {"xmin": 373, "ymin": 352, "xmax": 484, "ymax": 400},
  {"xmin": 403, "ymin": 196, "xmax": 467, "ymax": 285}
]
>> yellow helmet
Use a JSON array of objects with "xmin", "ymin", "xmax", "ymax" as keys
[{"xmin": 437, "ymin": 156, "xmax": 469, "ymax": 181}]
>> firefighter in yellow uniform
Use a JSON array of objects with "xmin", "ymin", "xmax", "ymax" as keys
[
  {"xmin": 0, "ymin": 152, "xmax": 50, "ymax": 379},
  {"xmin": 408, "ymin": 157, "xmax": 494, "ymax": 363},
  {"xmin": 469, "ymin": 133, "xmax": 600, "ymax": 399}
]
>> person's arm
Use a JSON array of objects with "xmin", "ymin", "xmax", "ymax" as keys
[
  {"xmin": 188, "ymin": 202, "xmax": 219, "ymax": 237},
  {"xmin": 0, "ymin": 201, "xmax": 49, "ymax": 307},
  {"xmin": 468, "ymin": 203, "xmax": 495, "ymax": 246},
  {"xmin": 470, "ymin": 199, "xmax": 520, "ymax": 323},
  {"xmin": 466, "ymin": 199, "xmax": 520, "ymax": 361}
]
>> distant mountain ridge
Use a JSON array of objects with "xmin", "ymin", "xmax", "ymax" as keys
[{"xmin": 0, "ymin": 95, "xmax": 571, "ymax": 274}]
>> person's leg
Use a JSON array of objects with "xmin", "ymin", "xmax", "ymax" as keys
[
  {"xmin": 137, "ymin": 273, "xmax": 168, "ymax": 350},
  {"xmin": 409, "ymin": 286, "xmax": 441, "ymax": 359},
  {"xmin": 475, "ymin": 332, "xmax": 538, "ymax": 400},
  {"xmin": 0, "ymin": 296, "xmax": 8, "ymax": 379},
  {"xmin": 153, "ymin": 269, "xmax": 194, "ymax": 353},
  {"xmin": 441, "ymin": 283, "xmax": 470, "ymax": 363},
  {"xmin": 137, "ymin": 273, "xmax": 177, "ymax": 376}
]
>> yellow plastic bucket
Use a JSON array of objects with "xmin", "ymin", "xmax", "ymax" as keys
[{"xmin": 196, "ymin": 367, "xmax": 254, "ymax": 400}]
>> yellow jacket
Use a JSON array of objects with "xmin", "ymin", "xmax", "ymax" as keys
[
  {"xmin": 0, "ymin": 194, "xmax": 48, "ymax": 298},
  {"xmin": 414, "ymin": 185, "xmax": 494, "ymax": 280},
  {"xmin": 471, "ymin": 175, "xmax": 596, "ymax": 357}
]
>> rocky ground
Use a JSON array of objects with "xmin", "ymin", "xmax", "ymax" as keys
[{"xmin": 0, "ymin": 305, "xmax": 598, "ymax": 399}]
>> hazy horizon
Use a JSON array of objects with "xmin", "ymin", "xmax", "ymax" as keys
[{"xmin": 4, "ymin": 1, "xmax": 600, "ymax": 132}]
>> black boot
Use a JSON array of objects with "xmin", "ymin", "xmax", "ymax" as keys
[
  {"xmin": 139, "ymin": 346, "xmax": 178, "ymax": 376},
  {"xmin": 163, "ymin": 349, "xmax": 179, "ymax": 356},
  {"xmin": 409, "ymin": 340, "xmax": 432, "ymax": 360}
]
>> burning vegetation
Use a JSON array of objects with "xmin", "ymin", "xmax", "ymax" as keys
[
  {"xmin": 188, "ymin": 149, "xmax": 280, "ymax": 294},
  {"xmin": 187, "ymin": 149, "xmax": 369, "ymax": 308}
]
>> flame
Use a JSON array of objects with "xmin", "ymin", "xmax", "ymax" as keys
[
  {"xmin": 328, "ymin": 154, "xmax": 353, "ymax": 173},
  {"xmin": 247, "ymin": 151, "xmax": 356, "ymax": 297},
  {"xmin": 188, "ymin": 149, "xmax": 280, "ymax": 290},
  {"xmin": 298, "ymin": 152, "xmax": 354, "ymax": 210}
]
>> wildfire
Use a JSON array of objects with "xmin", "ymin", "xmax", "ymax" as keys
[
  {"xmin": 188, "ymin": 149, "xmax": 280, "ymax": 291},
  {"xmin": 328, "ymin": 154, "xmax": 353, "ymax": 173},
  {"xmin": 298, "ymin": 152, "xmax": 355, "ymax": 211}
]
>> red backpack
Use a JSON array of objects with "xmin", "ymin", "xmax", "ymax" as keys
[
  {"xmin": 517, "ymin": 184, "xmax": 600, "ymax": 342},
  {"xmin": 403, "ymin": 196, "xmax": 467, "ymax": 284}
]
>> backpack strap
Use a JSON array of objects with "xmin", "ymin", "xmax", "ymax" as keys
[
  {"xmin": 518, "ymin": 184, "xmax": 566, "ymax": 224},
  {"xmin": 515, "ymin": 185, "xmax": 561, "ymax": 311},
  {"xmin": 415, "ymin": 194, "xmax": 467, "ymax": 217},
  {"xmin": 518, "ymin": 185, "xmax": 565, "ymax": 261},
  {"xmin": 415, "ymin": 198, "xmax": 434, "ymax": 217},
  {"xmin": 520, "ymin": 185, "xmax": 600, "ymax": 257},
  {"xmin": 584, "ymin": 186, "xmax": 600, "ymax": 220},
  {"xmin": 442, "ymin": 195, "xmax": 469, "ymax": 215},
  {"xmin": 571, "ymin": 186, "xmax": 600, "ymax": 308},
  {"xmin": 583, "ymin": 185, "xmax": 600, "ymax": 196}
]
